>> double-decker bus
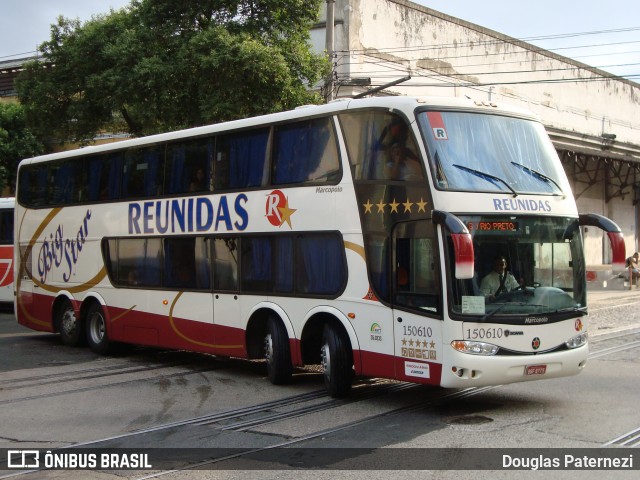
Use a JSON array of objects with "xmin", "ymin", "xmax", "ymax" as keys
[
  {"xmin": 15, "ymin": 96, "xmax": 624, "ymax": 397},
  {"xmin": 0, "ymin": 197, "xmax": 15, "ymax": 305}
]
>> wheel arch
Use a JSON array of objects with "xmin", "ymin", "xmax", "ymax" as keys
[
  {"xmin": 51, "ymin": 292, "xmax": 76, "ymax": 333},
  {"xmin": 245, "ymin": 302, "xmax": 297, "ymax": 362},
  {"xmin": 79, "ymin": 293, "xmax": 108, "ymax": 328},
  {"xmin": 300, "ymin": 307, "xmax": 360, "ymax": 374}
]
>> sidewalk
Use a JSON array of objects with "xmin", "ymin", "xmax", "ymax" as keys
[{"xmin": 587, "ymin": 287, "xmax": 640, "ymax": 336}]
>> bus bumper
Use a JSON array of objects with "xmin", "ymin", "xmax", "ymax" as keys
[{"xmin": 439, "ymin": 344, "xmax": 588, "ymax": 388}]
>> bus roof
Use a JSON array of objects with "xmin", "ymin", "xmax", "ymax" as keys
[{"xmin": 18, "ymin": 96, "xmax": 539, "ymax": 167}]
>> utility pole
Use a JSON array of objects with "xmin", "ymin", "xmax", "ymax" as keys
[{"xmin": 325, "ymin": 0, "xmax": 335, "ymax": 102}]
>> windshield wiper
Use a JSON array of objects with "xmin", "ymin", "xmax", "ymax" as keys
[
  {"xmin": 510, "ymin": 162, "xmax": 565, "ymax": 197},
  {"xmin": 452, "ymin": 164, "xmax": 518, "ymax": 197},
  {"xmin": 481, "ymin": 303, "xmax": 508, "ymax": 322},
  {"xmin": 556, "ymin": 306, "xmax": 587, "ymax": 315}
]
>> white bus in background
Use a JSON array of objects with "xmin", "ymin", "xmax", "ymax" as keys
[
  {"xmin": 0, "ymin": 197, "xmax": 14, "ymax": 305},
  {"xmin": 14, "ymin": 96, "xmax": 624, "ymax": 397}
]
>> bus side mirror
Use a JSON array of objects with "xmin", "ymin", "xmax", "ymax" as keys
[
  {"xmin": 433, "ymin": 210, "xmax": 474, "ymax": 279},
  {"xmin": 579, "ymin": 213, "xmax": 626, "ymax": 271}
]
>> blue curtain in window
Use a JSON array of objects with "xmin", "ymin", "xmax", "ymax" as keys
[
  {"xmin": 168, "ymin": 146, "xmax": 186, "ymax": 194},
  {"xmin": 51, "ymin": 164, "xmax": 75, "ymax": 204},
  {"xmin": 242, "ymin": 238, "xmax": 273, "ymax": 284},
  {"xmin": 87, "ymin": 157, "xmax": 103, "ymax": 201},
  {"xmin": 27, "ymin": 167, "xmax": 48, "ymax": 206},
  {"xmin": 273, "ymin": 121, "xmax": 331, "ymax": 184},
  {"xmin": 107, "ymin": 155, "xmax": 122, "ymax": 199},
  {"xmin": 137, "ymin": 239, "xmax": 161, "ymax": 286},
  {"xmin": 275, "ymin": 237, "xmax": 293, "ymax": 293},
  {"xmin": 299, "ymin": 236, "xmax": 343, "ymax": 294},
  {"xmin": 143, "ymin": 150, "xmax": 161, "ymax": 196},
  {"xmin": 229, "ymin": 131, "xmax": 268, "ymax": 188}
]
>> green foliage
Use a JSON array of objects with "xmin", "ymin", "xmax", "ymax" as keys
[
  {"xmin": 16, "ymin": 0, "xmax": 329, "ymax": 143},
  {"xmin": 0, "ymin": 103, "xmax": 43, "ymax": 193}
]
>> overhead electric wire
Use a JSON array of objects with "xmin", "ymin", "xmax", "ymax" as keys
[{"xmin": 337, "ymin": 26, "xmax": 640, "ymax": 55}]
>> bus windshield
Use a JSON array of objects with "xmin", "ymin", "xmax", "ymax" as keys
[
  {"xmin": 448, "ymin": 215, "xmax": 586, "ymax": 320},
  {"xmin": 418, "ymin": 111, "xmax": 565, "ymax": 195}
]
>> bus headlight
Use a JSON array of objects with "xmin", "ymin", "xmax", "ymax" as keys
[
  {"xmin": 451, "ymin": 340, "xmax": 499, "ymax": 356},
  {"xmin": 565, "ymin": 332, "xmax": 588, "ymax": 349}
]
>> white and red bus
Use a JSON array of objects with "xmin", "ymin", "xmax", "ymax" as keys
[
  {"xmin": 15, "ymin": 96, "xmax": 624, "ymax": 397},
  {"xmin": 0, "ymin": 197, "xmax": 15, "ymax": 305}
]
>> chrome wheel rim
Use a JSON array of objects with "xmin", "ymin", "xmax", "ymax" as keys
[
  {"xmin": 89, "ymin": 312, "xmax": 105, "ymax": 344},
  {"xmin": 61, "ymin": 309, "xmax": 77, "ymax": 336}
]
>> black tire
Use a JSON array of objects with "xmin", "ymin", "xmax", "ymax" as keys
[
  {"xmin": 85, "ymin": 303, "xmax": 112, "ymax": 355},
  {"xmin": 321, "ymin": 323, "xmax": 353, "ymax": 398},
  {"xmin": 264, "ymin": 316, "xmax": 292, "ymax": 385},
  {"xmin": 57, "ymin": 299, "xmax": 84, "ymax": 347}
]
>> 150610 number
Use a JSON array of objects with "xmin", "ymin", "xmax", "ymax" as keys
[
  {"xmin": 402, "ymin": 326, "xmax": 433, "ymax": 338},
  {"xmin": 465, "ymin": 327, "xmax": 503, "ymax": 340}
]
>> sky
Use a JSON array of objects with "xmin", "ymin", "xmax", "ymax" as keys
[{"xmin": 0, "ymin": 0, "xmax": 637, "ymax": 79}]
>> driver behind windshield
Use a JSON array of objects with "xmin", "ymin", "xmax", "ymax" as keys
[{"xmin": 480, "ymin": 256, "xmax": 522, "ymax": 302}]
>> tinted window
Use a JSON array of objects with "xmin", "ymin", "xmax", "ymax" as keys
[
  {"xmin": 122, "ymin": 147, "xmax": 165, "ymax": 198},
  {"xmin": 0, "ymin": 209, "xmax": 13, "ymax": 245},
  {"xmin": 296, "ymin": 234, "xmax": 345, "ymax": 294},
  {"xmin": 18, "ymin": 164, "xmax": 48, "ymax": 207},
  {"xmin": 105, "ymin": 237, "xmax": 211, "ymax": 290},
  {"xmin": 86, "ymin": 153, "xmax": 123, "ymax": 201},
  {"xmin": 272, "ymin": 118, "xmax": 340, "ymax": 185},
  {"xmin": 165, "ymin": 139, "xmax": 213, "ymax": 195},
  {"xmin": 241, "ymin": 233, "xmax": 344, "ymax": 296},
  {"xmin": 117, "ymin": 238, "xmax": 162, "ymax": 287},
  {"xmin": 339, "ymin": 111, "xmax": 423, "ymax": 181},
  {"xmin": 215, "ymin": 129, "xmax": 269, "ymax": 190},
  {"xmin": 213, "ymin": 238, "xmax": 238, "ymax": 291}
]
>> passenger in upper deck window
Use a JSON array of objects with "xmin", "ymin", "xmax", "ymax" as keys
[
  {"xmin": 384, "ymin": 143, "xmax": 423, "ymax": 181},
  {"xmin": 189, "ymin": 168, "xmax": 206, "ymax": 192}
]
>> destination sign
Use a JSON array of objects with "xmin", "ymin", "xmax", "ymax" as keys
[{"xmin": 466, "ymin": 221, "xmax": 519, "ymax": 232}]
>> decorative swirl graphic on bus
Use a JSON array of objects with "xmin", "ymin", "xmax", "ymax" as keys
[
  {"xmin": 0, "ymin": 246, "xmax": 13, "ymax": 287},
  {"xmin": 37, "ymin": 210, "xmax": 92, "ymax": 284}
]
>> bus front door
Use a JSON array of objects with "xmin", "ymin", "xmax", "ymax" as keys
[{"xmin": 392, "ymin": 221, "xmax": 443, "ymax": 385}]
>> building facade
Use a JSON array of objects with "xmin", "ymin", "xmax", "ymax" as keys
[{"xmin": 313, "ymin": 0, "xmax": 640, "ymax": 277}]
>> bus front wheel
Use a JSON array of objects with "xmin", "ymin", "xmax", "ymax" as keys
[
  {"xmin": 86, "ymin": 303, "xmax": 112, "ymax": 355},
  {"xmin": 57, "ymin": 299, "xmax": 84, "ymax": 347},
  {"xmin": 321, "ymin": 324, "xmax": 353, "ymax": 398},
  {"xmin": 264, "ymin": 316, "xmax": 292, "ymax": 385}
]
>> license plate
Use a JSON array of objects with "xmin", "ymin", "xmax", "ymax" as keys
[{"xmin": 525, "ymin": 364, "xmax": 547, "ymax": 376}]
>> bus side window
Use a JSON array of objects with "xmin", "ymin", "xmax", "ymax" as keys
[
  {"xmin": 0, "ymin": 209, "xmax": 13, "ymax": 245},
  {"xmin": 213, "ymin": 238, "xmax": 238, "ymax": 291},
  {"xmin": 117, "ymin": 239, "xmax": 161, "ymax": 288},
  {"xmin": 165, "ymin": 139, "xmax": 213, "ymax": 195},
  {"xmin": 122, "ymin": 146, "xmax": 165, "ymax": 199},
  {"xmin": 164, "ymin": 238, "xmax": 197, "ymax": 289},
  {"xmin": 87, "ymin": 153, "xmax": 123, "ymax": 201},
  {"xmin": 215, "ymin": 128, "xmax": 269, "ymax": 190},
  {"xmin": 296, "ymin": 234, "xmax": 345, "ymax": 295},
  {"xmin": 241, "ymin": 237, "xmax": 272, "ymax": 292},
  {"xmin": 19, "ymin": 164, "xmax": 48, "ymax": 207},
  {"xmin": 339, "ymin": 111, "xmax": 421, "ymax": 181},
  {"xmin": 393, "ymin": 221, "xmax": 440, "ymax": 314},
  {"xmin": 272, "ymin": 118, "xmax": 340, "ymax": 185}
]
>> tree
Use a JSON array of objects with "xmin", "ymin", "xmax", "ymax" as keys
[
  {"xmin": 16, "ymin": 0, "xmax": 329, "ymax": 143},
  {"xmin": 0, "ymin": 103, "xmax": 43, "ymax": 193}
]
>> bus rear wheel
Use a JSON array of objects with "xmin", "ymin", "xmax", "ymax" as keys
[
  {"xmin": 264, "ymin": 316, "xmax": 292, "ymax": 385},
  {"xmin": 321, "ymin": 324, "xmax": 352, "ymax": 398},
  {"xmin": 86, "ymin": 303, "xmax": 112, "ymax": 355},
  {"xmin": 57, "ymin": 299, "xmax": 84, "ymax": 347}
]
